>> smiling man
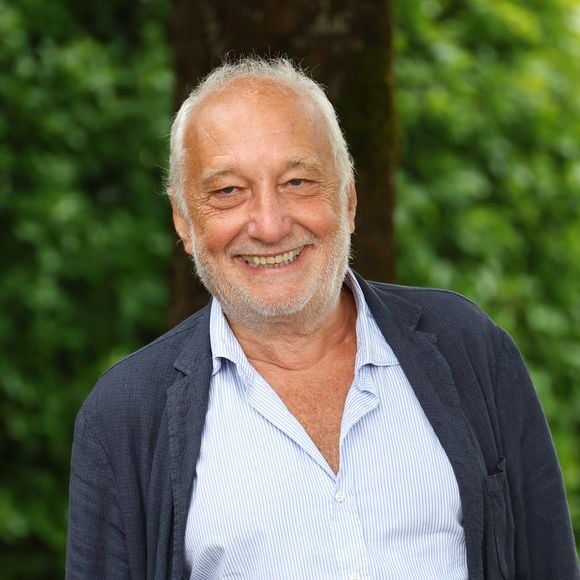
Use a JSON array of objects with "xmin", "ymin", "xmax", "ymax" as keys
[{"xmin": 67, "ymin": 58, "xmax": 578, "ymax": 580}]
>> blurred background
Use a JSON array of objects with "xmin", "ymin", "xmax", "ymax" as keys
[{"xmin": 1, "ymin": 0, "xmax": 579, "ymax": 576}]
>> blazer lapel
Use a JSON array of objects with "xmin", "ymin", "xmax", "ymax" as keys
[
  {"xmin": 358, "ymin": 275, "xmax": 485, "ymax": 580},
  {"xmin": 166, "ymin": 307, "xmax": 213, "ymax": 579}
]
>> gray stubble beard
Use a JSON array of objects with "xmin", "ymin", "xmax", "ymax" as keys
[{"xmin": 186, "ymin": 213, "xmax": 352, "ymax": 335}]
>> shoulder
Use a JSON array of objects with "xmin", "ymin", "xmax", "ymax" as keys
[
  {"xmin": 78, "ymin": 305, "xmax": 212, "ymax": 429},
  {"xmin": 365, "ymin": 278, "xmax": 499, "ymax": 336},
  {"xmin": 359, "ymin": 277, "xmax": 507, "ymax": 378}
]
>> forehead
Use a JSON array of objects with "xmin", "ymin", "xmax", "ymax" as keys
[
  {"xmin": 195, "ymin": 77, "xmax": 318, "ymax": 127},
  {"xmin": 183, "ymin": 79, "xmax": 332, "ymax": 169}
]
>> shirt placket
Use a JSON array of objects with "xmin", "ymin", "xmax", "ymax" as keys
[{"xmin": 331, "ymin": 367, "xmax": 378, "ymax": 580}]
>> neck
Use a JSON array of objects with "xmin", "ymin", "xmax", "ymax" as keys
[{"xmin": 227, "ymin": 287, "xmax": 357, "ymax": 371}]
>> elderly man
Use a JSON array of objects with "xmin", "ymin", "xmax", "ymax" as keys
[{"xmin": 67, "ymin": 58, "xmax": 578, "ymax": 579}]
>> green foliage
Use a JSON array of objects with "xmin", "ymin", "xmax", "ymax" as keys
[
  {"xmin": 0, "ymin": 0, "xmax": 172, "ymax": 575},
  {"xmin": 394, "ymin": 0, "xmax": 580, "ymax": 544}
]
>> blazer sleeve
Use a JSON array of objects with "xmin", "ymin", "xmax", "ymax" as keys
[
  {"xmin": 66, "ymin": 410, "xmax": 129, "ymax": 579},
  {"xmin": 495, "ymin": 330, "xmax": 579, "ymax": 579}
]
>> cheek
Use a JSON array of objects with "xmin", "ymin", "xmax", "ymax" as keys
[
  {"xmin": 192, "ymin": 210, "xmax": 247, "ymax": 255},
  {"xmin": 292, "ymin": 193, "xmax": 342, "ymax": 232},
  {"xmin": 307, "ymin": 202, "xmax": 345, "ymax": 238}
]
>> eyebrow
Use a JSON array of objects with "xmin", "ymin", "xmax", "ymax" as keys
[
  {"xmin": 284, "ymin": 157, "xmax": 323, "ymax": 174},
  {"xmin": 199, "ymin": 167, "xmax": 237, "ymax": 190}
]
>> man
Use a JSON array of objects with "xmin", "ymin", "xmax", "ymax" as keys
[{"xmin": 67, "ymin": 58, "xmax": 578, "ymax": 579}]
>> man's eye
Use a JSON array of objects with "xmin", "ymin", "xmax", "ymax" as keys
[
  {"xmin": 219, "ymin": 186, "xmax": 237, "ymax": 194},
  {"xmin": 288, "ymin": 179, "xmax": 304, "ymax": 186}
]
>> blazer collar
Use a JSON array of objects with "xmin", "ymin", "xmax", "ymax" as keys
[{"xmin": 172, "ymin": 305, "xmax": 213, "ymax": 375}]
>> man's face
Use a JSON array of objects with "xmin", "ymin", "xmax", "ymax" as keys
[{"xmin": 172, "ymin": 80, "xmax": 356, "ymax": 328}]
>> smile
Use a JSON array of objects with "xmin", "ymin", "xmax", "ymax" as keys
[{"xmin": 241, "ymin": 246, "xmax": 304, "ymax": 268}]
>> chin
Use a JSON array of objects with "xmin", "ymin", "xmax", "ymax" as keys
[
  {"xmin": 224, "ymin": 275, "xmax": 347, "ymax": 332},
  {"xmin": 220, "ymin": 290, "xmax": 312, "ymax": 324}
]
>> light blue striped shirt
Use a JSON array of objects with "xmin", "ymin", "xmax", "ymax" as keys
[{"xmin": 185, "ymin": 270, "xmax": 467, "ymax": 579}]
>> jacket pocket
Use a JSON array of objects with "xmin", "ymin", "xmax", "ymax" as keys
[{"xmin": 485, "ymin": 457, "xmax": 512, "ymax": 579}]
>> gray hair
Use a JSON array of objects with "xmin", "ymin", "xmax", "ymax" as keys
[{"xmin": 168, "ymin": 57, "xmax": 354, "ymax": 216}]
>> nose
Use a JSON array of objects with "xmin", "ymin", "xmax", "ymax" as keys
[{"xmin": 246, "ymin": 187, "xmax": 292, "ymax": 243}]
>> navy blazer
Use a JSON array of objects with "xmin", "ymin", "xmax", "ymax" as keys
[{"xmin": 67, "ymin": 275, "xmax": 579, "ymax": 579}]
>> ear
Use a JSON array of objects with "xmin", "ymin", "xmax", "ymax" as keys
[
  {"xmin": 168, "ymin": 188, "xmax": 193, "ymax": 255},
  {"xmin": 347, "ymin": 181, "xmax": 357, "ymax": 233}
]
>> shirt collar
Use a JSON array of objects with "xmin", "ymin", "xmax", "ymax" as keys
[
  {"xmin": 345, "ymin": 270, "xmax": 399, "ymax": 370},
  {"xmin": 209, "ymin": 268, "xmax": 399, "ymax": 379},
  {"xmin": 209, "ymin": 298, "xmax": 252, "ymax": 380}
]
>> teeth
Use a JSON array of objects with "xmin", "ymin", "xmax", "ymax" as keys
[{"xmin": 242, "ymin": 247, "xmax": 303, "ymax": 268}]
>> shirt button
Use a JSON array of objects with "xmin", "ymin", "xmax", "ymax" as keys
[
  {"xmin": 350, "ymin": 574, "xmax": 361, "ymax": 580},
  {"xmin": 335, "ymin": 490, "xmax": 346, "ymax": 503}
]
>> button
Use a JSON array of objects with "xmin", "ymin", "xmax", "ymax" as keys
[
  {"xmin": 350, "ymin": 574, "xmax": 361, "ymax": 580},
  {"xmin": 335, "ymin": 490, "xmax": 346, "ymax": 503}
]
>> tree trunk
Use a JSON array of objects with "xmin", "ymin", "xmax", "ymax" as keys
[{"xmin": 168, "ymin": 0, "xmax": 397, "ymax": 327}]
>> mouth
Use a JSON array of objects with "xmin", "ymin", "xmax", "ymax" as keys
[{"xmin": 240, "ymin": 246, "xmax": 304, "ymax": 268}]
